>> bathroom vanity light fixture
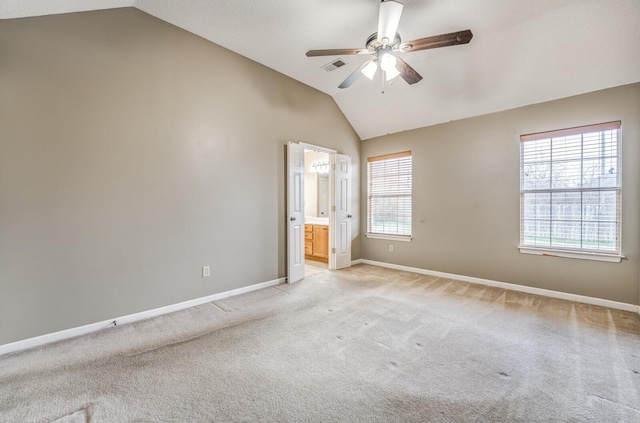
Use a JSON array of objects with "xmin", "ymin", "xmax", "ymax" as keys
[{"xmin": 312, "ymin": 161, "xmax": 330, "ymax": 173}]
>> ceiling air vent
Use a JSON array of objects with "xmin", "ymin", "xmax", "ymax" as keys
[{"xmin": 322, "ymin": 59, "xmax": 347, "ymax": 72}]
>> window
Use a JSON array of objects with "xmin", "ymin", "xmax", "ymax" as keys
[
  {"xmin": 520, "ymin": 121, "xmax": 621, "ymax": 258},
  {"xmin": 367, "ymin": 151, "xmax": 412, "ymax": 239}
]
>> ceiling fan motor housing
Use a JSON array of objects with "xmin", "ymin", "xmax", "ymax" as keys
[{"xmin": 365, "ymin": 32, "xmax": 401, "ymax": 53}]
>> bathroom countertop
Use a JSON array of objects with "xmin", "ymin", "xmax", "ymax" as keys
[{"xmin": 305, "ymin": 217, "xmax": 329, "ymax": 226}]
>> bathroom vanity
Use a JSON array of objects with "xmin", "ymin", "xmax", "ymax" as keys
[{"xmin": 305, "ymin": 221, "xmax": 328, "ymax": 263}]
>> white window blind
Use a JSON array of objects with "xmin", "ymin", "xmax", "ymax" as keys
[
  {"xmin": 367, "ymin": 151, "xmax": 412, "ymax": 237},
  {"xmin": 520, "ymin": 121, "xmax": 621, "ymax": 255}
]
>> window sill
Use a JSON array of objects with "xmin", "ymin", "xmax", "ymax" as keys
[
  {"xmin": 518, "ymin": 247, "xmax": 623, "ymax": 263},
  {"xmin": 366, "ymin": 233, "xmax": 412, "ymax": 242}
]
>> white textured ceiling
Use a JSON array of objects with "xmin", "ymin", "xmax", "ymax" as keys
[{"xmin": 3, "ymin": 0, "xmax": 639, "ymax": 140}]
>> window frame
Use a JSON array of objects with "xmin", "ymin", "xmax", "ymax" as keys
[
  {"xmin": 366, "ymin": 151, "xmax": 413, "ymax": 241},
  {"xmin": 518, "ymin": 121, "xmax": 623, "ymax": 262}
]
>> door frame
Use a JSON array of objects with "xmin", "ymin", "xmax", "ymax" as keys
[{"xmin": 292, "ymin": 142, "xmax": 340, "ymax": 271}]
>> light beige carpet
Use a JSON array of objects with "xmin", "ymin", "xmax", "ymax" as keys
[{"xmin": 1, "ymin": 264, "xmax": 639, "ymax": 422}]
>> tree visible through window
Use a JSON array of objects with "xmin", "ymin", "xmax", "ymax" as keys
[
  {"xmin": 520, "ymin": 121, "xmax": 621, "ymax": 255},
  {"xmin": 367, "ymin": 151, "xmax": 412, "ymax": 237}
]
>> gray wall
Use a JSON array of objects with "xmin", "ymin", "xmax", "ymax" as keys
[
  {"xmin": 0, "ymin": 8, "xmax": 361, "ymax": 345},
  {"xmin": 361, "ymin": 84, "xmax": 640, "ymax": 305}
]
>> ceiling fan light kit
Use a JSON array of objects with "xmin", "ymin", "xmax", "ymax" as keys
[
  {"xmin": 380, "ymin": 52, "xmax": 397, "ymax": 73},
  {"xmin": 361, "ymin": 60, "xmax": 378, "ymax": 80},
  {"xmin": 305, "ymin": 0, "xmax": 473, "ymax": 91}
]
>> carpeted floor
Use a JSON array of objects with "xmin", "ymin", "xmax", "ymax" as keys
[{"xmin": 1, "ymin": 264, "xmax": 639, "ymax": 422}]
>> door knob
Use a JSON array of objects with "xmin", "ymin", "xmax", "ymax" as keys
[
  {"xmin": 347, "ymin": 214, "xmax": 352, "ymax": 218},
  {"xmin": 290, "ymin": 217, "xmax": 296, "ymax": 221}
]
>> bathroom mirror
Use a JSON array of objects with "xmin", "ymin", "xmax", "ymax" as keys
[{"xmin": 318, "ymin": 174, "xmax": 329, "ymax": 217}]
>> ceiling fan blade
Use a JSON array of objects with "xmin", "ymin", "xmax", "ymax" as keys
[
  {"xmin": 306, "ymin": 48, "xmax": 369, "ymax": 57},
  {"xmin": 377, "ymin": 0, "xmax": 404, "ymax": 43},
  {"xmin": 399, "ymin": 29, "xmax": 473, "ymax": 53},
  {"xmin": 395, "ymin": 57, "xmax": 423, "ymax": 85},
  {"xmin": 338, "ymin": 60, "xmax": 374, "ymax": 89}
]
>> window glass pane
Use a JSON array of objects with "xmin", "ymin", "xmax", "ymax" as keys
[
  {"xmin": 582, "ymin": 132, "xmax": 602, "ymax": 159},
  {"xmin": 522, "ymin": 162, "xmax": 550, "ymax": 190},
  {"xmin": 551, "ymin": 135, "xmax": 581, "ymax": 161},
  {"xmin": 523, "ymin": 219, "xmax": 550, "ymax": 247},
  {"xmin": 581, "ymin": 158, "xmax": 617, "ymax": 188},
  {"xmin": 600, "ymin": 157, "xmax": 618, "ymax": 188},
  {"xmin": 599, "ymin": 191, "xmax": 618, "ymax": 221},
  {"xmin": 582, "ymin": 190, "xmax": 617, "ymax": 222},
  {"xmin": 551, "ymin": 220, "xmax": 582, "ymax": 249},
  {"xmin": 551, "ymin": 159, "xmax": 581, "ymax": 189},
  {"xmin": 551, "ymin": 192, "xmax": 581, "ymax": 222},
  {"xmin": 581, "ymin": 221, "xmax": 599, "ymax": 248},
  {"xmin": 598, "ymin": 222, "xmax": 617, "ymax": 251},
  {"xmin": 522, "ymin": 138, "xmax": 551, "ymax": 163},
  {"xmin": 581, "ymin": 191, "xmax": 599, "ymax": 222},
  {"xmin": 523, "ymin": 192, "xmax": 550, "ymax": 220}
]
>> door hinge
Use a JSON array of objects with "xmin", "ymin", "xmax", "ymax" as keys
[
  {"xmin": 332, "ymin": 205, "xmax": 336, "ymax": 212},
  {"xmin": 332, "ymin": 248, "xmax": 336, "ymax": 254}
]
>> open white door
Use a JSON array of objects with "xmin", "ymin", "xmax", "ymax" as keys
[
  {"xmin": 331, "ymin": 153, "xmax": 352, "ymax": 269},
  {"xmin": 287, "ymin": 142, "xmax": 305, "ymax": 283}
]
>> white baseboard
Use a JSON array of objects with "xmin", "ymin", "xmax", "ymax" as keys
[
  {"xmin": 351, "ymin": 259, "xmax": 364, "ymax": 265},
  {"xmin": 0, "ymin": 277, "xmax": 286, "ymax": 356},
  {"xmin": 358, "ymin": 259, "xmax": 640, "ymax": 315}
]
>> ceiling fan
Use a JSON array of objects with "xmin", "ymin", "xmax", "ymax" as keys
[{"xmin": 306, "ymin": 0, "xmax": 473, "ymax": 89}]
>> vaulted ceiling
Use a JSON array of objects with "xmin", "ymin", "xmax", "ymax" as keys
[{"xmin": 2, "ymin": 0, "xmax": 639, "ymax": 140}]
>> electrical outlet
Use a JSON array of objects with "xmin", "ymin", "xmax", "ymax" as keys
[
  {"xmin": 388, "ymin": 245, "xmax": 394, "ymax": 252},
  {"xmin": 202, "ymin": 266, "xmax": 211, "ymax": 278}
]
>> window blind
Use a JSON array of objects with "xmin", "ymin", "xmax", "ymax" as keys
[
  {"xmin": 520, "ymin": 121, "xmax": 621, "ymax": 255},
  {"xmin": 367, "ymin": 151, "xmax": 412, "ymax": 237}
]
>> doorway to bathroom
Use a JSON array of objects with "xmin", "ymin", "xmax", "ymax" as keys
[
  {"xmin": 303, "ymin": 148, "xmax": 330, "ymax": 275},
  {"xmin": 286, "ymin": 142, "xmax": 352, "ymax": 284}
]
